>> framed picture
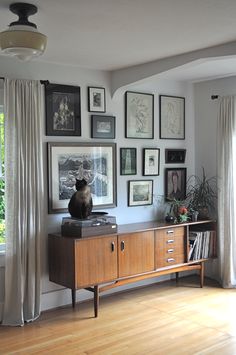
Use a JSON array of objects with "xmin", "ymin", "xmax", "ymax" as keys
[
  {"xmin": 91, "ymin": 115, "xmax": 115, "ymax": 139},
  {"xmin": 165, "ymin": 168, "xmax": 187, "ymax": 201},
  {"xmin": 88, "ymin": 87, "xmax": 106, "ymax": 112},
  {"xmin": 159, "ymin": 95, "xmax": 185, "ymax": 139},
  {"xmin": 128, "ymin": 180, "xmax": 153, "ymax": 206},
  {"xmin": 48, "ymin": 142, "xmax": 116, "ymax": 213},
  {"xmin": 125, "ymin": 91, "xmax": 154, "ymax": 139},
  {"xmin": 45, "ymin": 83, "xmax": 81, "ymax": 136},
  {"xmin": 120, "ymin": 148, "xmax": 137, "ymax": 175},
  {"xmin": 143, "ymin": 148, "xmax": 160, "ymax": 176},
  {"xmin": 165, "ymin": 149, "xmax": 186, "ymax": 164}
]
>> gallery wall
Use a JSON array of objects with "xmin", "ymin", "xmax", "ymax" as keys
[{"xmin": 0, "ymin": 56, "xmax": 196, "ymax": 310}]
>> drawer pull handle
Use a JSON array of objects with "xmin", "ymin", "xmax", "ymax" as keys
[
  {"xmin": 167, "ymin": 248, "xmax": 174, "ymax": 253},
  {"xmin": 167, "ymin": 239, "xmax": 174, "ymax": 244},
  {"xmin": 167, "ymin": 230, "xmax": 174, "ymax": 234},
  {"xmin": 111, "ymin": 242, "xmax": 115, "ymax": 252},
  {"xmin": 121, "ymin": 240, "xmax": 125, "ymax": 251},
  {"xmin": 167, "ymin": 258, "xmax": 175, "ymax": 263}
]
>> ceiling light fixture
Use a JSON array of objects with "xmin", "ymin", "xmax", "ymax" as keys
[{"xmin": 0, "ymin": 2, "xmax": 47, "ymax": 61}]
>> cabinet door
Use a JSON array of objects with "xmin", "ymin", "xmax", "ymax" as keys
[
  {"xmin": 118, "ymin": 231, "xmax": 154, "ymax": 278},
  {"xmin": 75, "ymin": 236, "xmax": 118, "ymax": 287}
]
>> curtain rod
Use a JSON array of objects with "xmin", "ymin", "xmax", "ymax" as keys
[{"xmin": 0, "ymin": 77, "xmax": 50, "ymax": 85}]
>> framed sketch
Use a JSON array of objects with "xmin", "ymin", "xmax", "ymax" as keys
[
  {"xmin": 165, "ymin": 168, "xmax": 187, "ymax": 201},
  {"xmin": 125, "ymin": 91, "xmax": 154, "ymax": 139},
  {"xmin": 165, "ymin": 149, "xmax": 186, "ymax": 164},
  {"xmin": 143, "ymin": 148, "xmax": 160, "ymax": 176},
  {"xmin": 120, "ymin": 148, "xmax": 137, "ymax": 175},
  {"xmin": 91, "ymin": 115, "xmax": 115, "ymax": 139},
  {"xmin": 160, "ymin": 95, "xmax": 185, "ymax": 139},
  {"xmin": 48, "ymin": 142, "xmax": 116, "ymax": 213},
  {"xmin": 128, "ymin": 180, "xmax": 153, "ymax": 206},
  {"xmin": 45, "ymin": 83, "xmax": 81, "ymax": 136},
  {"xmin": 88, "ymin": 87, "xmax": 106, "ymax": 112}
]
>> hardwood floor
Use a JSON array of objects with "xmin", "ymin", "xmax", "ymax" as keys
[{"xmin": 1, "ymin": 276, "xmax": 236, "ymax": 354}]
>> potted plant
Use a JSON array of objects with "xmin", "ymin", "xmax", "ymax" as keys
[{"xmin": 186, "ymin": 168, "xmax": 217, "ymax": 219}]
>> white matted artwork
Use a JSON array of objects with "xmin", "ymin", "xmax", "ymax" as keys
[
  {"xmin": 128, "ymin": 180, "xmax": 153, "ymax": 206},
  {"xmin": 160, "ymin": 95, "xmax": 185, "ymax": 140},
  {"xmin": 125, "ymin": 91, "xmax": 154, "ymax": 139}
]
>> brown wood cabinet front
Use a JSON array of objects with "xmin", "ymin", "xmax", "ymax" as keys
[
  {"xmin": 118, "ymin": 231, "xmax": 155, "ymax": 278},
  {"xmin": 75, "ymin": 236, "xmax": 118, "ymax": 287},
  {"xmin": 155, "ymin": 226, "xmax": 186, "ymax": 268}
]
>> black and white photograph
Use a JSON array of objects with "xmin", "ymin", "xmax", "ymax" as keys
[
  {"xmin": 88, "ymin": 87, "xmax": 106, "ymax": 112},
  {"xmin": 128, "ymin": 180, "xmax": 153, "ymax": 206},
  {"xmin": 160, "ymin": 95, "xmax": 185, "ymax": 140},
  {"xmin": 165, "ymin": 149, "xmax": 186, "ymax": 163},
  {"xmin": 45, "ymin": 83, "xmax": 81, "ymax": 136},
  {"xmin": 120, "ymin": 148, "xmax": 137, "ymax": 175},
  {"xmin": 91, "ymin": 115, "xmax": 115, "ymax": 138},
  {"xmin": 143, "ymin": 148, "xmax": 160, "ymax": 176},
  {"xmin": 125, "ymin": 91, "xmax": 154, "ymax": 139},
  {"xmin": 165, "ymin": 168, "xmax": 187, "ymax": 201},
  {"xmin": 48, "ymin": 142, "xmax": 116, "ymax": 213}
]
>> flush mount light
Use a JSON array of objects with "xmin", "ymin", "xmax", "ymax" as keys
[{"xmin": 0, "ymin": 2, "xmax": 47, "ymax": 61}]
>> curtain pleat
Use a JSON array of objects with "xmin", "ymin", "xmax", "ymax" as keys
[
  {"xmin": 217, "ymin": 95, "xmax": 236, "ymax": 288},
  {"xmin": 2, "ymin": 79, "xmax": 44, "ymax": 326}
]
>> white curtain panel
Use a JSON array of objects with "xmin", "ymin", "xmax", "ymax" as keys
[
  {"xmin": 2, "ymin": 79, "xmax": 44, "ymax": 325},
  {"xmin": 218, "ymin": 95, "xmax": 236, "ymax": 288}
]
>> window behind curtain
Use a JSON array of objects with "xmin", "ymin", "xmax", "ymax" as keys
[{"xmin": 0, "ymin": 105, "xmax": 5, "ymax": 252}]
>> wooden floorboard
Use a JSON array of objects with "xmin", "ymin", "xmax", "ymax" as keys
[{"xmin": 1, "ymin": 276, "xmax": 236, "ymax": 354}]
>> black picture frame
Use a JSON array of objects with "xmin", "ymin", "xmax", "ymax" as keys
[
  {"xmin": 128, "ymin": 180, "xmax": 153, "ymax": 206},
  {"xmin": 159, "ymin": 95, "xmax": 185, "ymax": 140},
  {"xmin": 143, "ymin": 148, "xmax": 160, "ymax": 176},
  {"xmin": 125, "ymin": 91, "xmax": 154, "ymax": 139},
  {"xmin": 45, "ymin": 83, "xmax": 81, "ymax": 136},
  {"xmin": 165, "ymin": 168, "xmax": 187, "ymax": 201},
  {"xmin": 91, "ymin": 115, "xmax": 115, "ymax": 139},
  {"xmin": 47, "ymin": 142, "xmax": 117, "ymax": 213},
  {"xmin": 165, "ymin": 149, "xmax": 186, "ymax": 164},
  {"xmin": 120, "ymin": 148, "xmax": 137, "ymax": 175},
  {"xmin": 88, "ymin": 87, "xmax": 106, "ymax": 113}
]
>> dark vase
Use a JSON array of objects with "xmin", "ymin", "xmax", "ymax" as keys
[{"xmin": 165, "ymin": 215, "xmax": 175, "ymax": 223}]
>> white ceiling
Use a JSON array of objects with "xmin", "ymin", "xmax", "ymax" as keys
[{"xmin": 1, "ymin": 0, "xmax": 236, "ymax": 81}]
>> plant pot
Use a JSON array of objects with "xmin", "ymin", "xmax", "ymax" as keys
[{"xmin": 198, "ymin": 207, "xmax": 209, "ymax": 219}]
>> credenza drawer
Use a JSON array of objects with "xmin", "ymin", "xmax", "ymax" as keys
[
  {"xmin": 157, "ymin": 226, "xmax": 184, "ymax": 238},
  {"xmin": 156, "ymin": 254, "xmax": 185, "ymax": 268}
]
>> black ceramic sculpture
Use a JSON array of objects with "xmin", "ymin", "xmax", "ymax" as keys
[{"xmin": 68, "ymin": 179, "xmax": 93, "ymax": 219}]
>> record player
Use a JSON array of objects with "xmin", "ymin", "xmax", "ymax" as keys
[{"xmin": 61, "ymin": 213, "xmax": 117, "ymax": 238}]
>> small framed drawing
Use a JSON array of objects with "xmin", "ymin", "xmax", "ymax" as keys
[
  {"xmin": 143, "ymin": 148, "xmax": 160, "ymax": 176},
  {"xmin": 45, "ymin": 83, "xmax": 81, "ymax": 136},
  {"xmin": 125, "ymin": 91, "xmax": 154, "ymax": 139},
  {"xmin": 165, "ymin": 149, "xmax": 186, "ymax": 164},
  {"xmin": 88, "ymin": 87, "xmax": 106, "ymax": 112},
  {"xmin": 165, "ymin": 168, "xmax": 187, "ymax": 201},
  {"xmin": 128, "ymin": 180, "xmax": 153, "ymax": 206},
  {"xmin": 91, "ymin": 115, "xmax": 115, "ymax": 139},
  {"xmin": 47, "ymin": 142, "xmax": 117, "ymax": 213},
  {"xmin": 159, "ymin": 95, "xmax": 185, "ymax": 140},
  {"xmin": 120, "ymin": 148, "xmax": 137, "ymax": 175}
]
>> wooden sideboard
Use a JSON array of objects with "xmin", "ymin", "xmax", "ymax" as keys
[{"xmin": 48, "ymin": 219, "xmax": 216, "ymax": 317}]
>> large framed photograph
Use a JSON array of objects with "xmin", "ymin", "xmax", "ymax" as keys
[
  {"xmin": 91, "ymin": 115, "xmax": 115, "ymax": 139},
  {"xmin": 128, "ymin": 180, "xmax": 153, "ymax": 206},
  {"xmin": 143, "ymin": 148, "xmax": 160, "ymax": 176},
  {"xmin": 120, "ymin": 148, "xmax": 137, "ymax": 175},
  {"xmin": 125, "ymin": 91, "xmax": 154, "ymax": 139},
  {"xmin": 165, "ymin": 149, "xmax": 186, "ymax": 164},
  {"xmin": 88, "ymin": 87, "xmax": 106, "ymax": 113},
  {"xmin": 165, "ymin": 168, "xmax": 187, "ymax": 201},
  {"xmin": 45, "ymin": 83, "xmax": 81, "ymax": 136},
  {"xmin": 48, "ymin": 142, "xmax": 116, "ymax": 213},
  {"xmin": 159, "ymin": 95, "xmax": 185, "ymax": 140}
]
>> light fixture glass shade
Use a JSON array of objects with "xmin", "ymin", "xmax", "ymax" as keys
[{"xmin": 0, "ymin": 25, "xmax": 47, "ymax": 61}]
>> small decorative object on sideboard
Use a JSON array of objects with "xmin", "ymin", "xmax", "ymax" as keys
[{"xmin": 68, "ymin": 179, "xmax": 93, "ymax": 219}]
